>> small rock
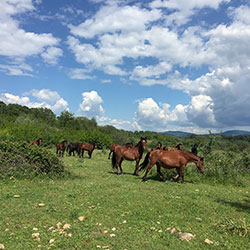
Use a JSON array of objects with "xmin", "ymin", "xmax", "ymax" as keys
[
  {"xmin": 13, "ymin": 195, "xmax": 20, "ymax": 198},
  {"xmin": 78, "ymin": 216, "xmax": 85, "ymax": 221},
  {"xmin": 179, "ymin": 232, "xmax": 195, "ymax": 241},
  {"xmin": 170, "ymin": 228, "xmax": 177, "ymax": 234},
  {"xmin": 38, "ymin": 203, "xmax": 45, "ymax": 207},
  {"xmin": 195, "ymin": 217, "xmax": 202, "ymax": 221},
  {"xmin": 63, "ymin": 224, "xmax": 71, "ymax": 230},
  {"xmin": 204, "ymin": 238, "xmax": 213, "ymax": 244},
  {"xmin": 49, "ymin": 239, "xmax": 55, "ymax": 244}
]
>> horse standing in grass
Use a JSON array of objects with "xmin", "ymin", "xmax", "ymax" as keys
[
  {"xmin": 79, "ymin": 142, "xmax": 97, "ymax": 158},
  {"xmin": 139, "ymin": 150, "xmax": 204, "ymax": 183},
  {"xmin": 56, "ymin": 140, "xmax": 67, "ymax": 157},
  {"xmin": 108, "ymin": 142, "xmax": 133, "ymax": 159},
  {"xmin": 67, "ymin": 142, "xmax": 81, "ymax": 156},
  {"xmin": 30, "ymin": 138, "xmax": 42, "ymax": 146},
  {"xmin": 112, "ymin": 137, "xmax": 147, "ymax": 176}
]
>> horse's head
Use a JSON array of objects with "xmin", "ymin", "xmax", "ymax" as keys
[
  {"xmin": 196, "ymin": 157, "xmax": 204, "ymax": 173},
  {"xmin": 176, "ymin": 143, "xmax": 183, "ymax": 150},
  {"xmin": 140, "ymin": 137, "xmax": 147, "ymax": 149}
]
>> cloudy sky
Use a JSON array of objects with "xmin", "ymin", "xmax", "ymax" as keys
[{"xmin": 1, "ymin": 0, "xmax": 250, "ymax": 133}]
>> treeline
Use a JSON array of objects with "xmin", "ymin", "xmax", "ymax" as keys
[
  {"xmin": 1, "ymin": 101, "xmax": 250, "ymax": 184},
  {"xmin": 1, "ymin": 100, "xmax": 250, "ymax": 154}
]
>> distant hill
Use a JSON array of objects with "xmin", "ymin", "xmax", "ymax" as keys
[
  {"xmin": 221, "ymin": 130, "xmax": 250, "ymax": 136},
  {"xmin": 160, "ymin": 131, "xmax": 194, "ymax": 138},
  {"xmin": 160, "ymin": 130, "xmax": 250, "ymax": 137}
]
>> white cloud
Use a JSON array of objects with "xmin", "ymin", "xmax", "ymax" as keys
[
  {"xmin": 78, "ymin": 91, "xmax": 104, "ymax": 118},
  {"xmin": 68, "ymin": 68, "xmax": 95, "ymax": 80},
  {"xmin": 0, "ymin": 89, "xmax": 68, "ymax": 115},
  {"xmin": 41, "ymin": 47, "xmax": 63, "ymax": 65},
  {"xmin": 150, "ymin": 0, "xmax": 229, "ymax": 26},
  {"xmin": 0, "ymin": 0, "xmax": 61, "ymax": 76},
  {"xmin": 69, "ymin": 3, "xmax": 161, "ymax": 38},
  {"xmin": 229, "ymin": 5, "xmax": 250, "ymax": 24}
]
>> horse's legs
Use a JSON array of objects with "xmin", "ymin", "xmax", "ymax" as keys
[
  {"xmin": 116, "ymin": 156, "xmax": 122, "ymax": 175},
  {"xmin": 156, "ymin": 163, "xmax": 166, "ymax": 182},
  {"xmin": 81, "ymin": 150, "xmax": 84, "ymax": 158},
  {"xmin": 133, "ymin": 159, "xmax": 140, "ymax": 176},
  {"xmin": 88, "ymin": 150, "xmax": 92, "ymax": 158},
  {"xmin": 180, "ymin": 166, "xmax": 185, "ymax": 184},
  {"xmin": 108, "ymin": 151, "xmax": 112, "ymax": 160},
  {"xmin": 172, "ymin": 168, "xmax": 180, "ymax": 182},
  {"xmin": 119, "ymin": 158, "xmax": 124, "ymax": 174},
  {"xmin": 142, "ymin": 162, "xmax": 155, "ymax": 182}
]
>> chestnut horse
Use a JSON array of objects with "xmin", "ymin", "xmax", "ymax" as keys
[
  {"xmin": 163, "ymin": 143, "xmax": 182, "ymax": 151},
  {"xmin": 56, "ymin": 140, "xmax": 67, "ymax": 157},
  {"xmin": 112, "ymin": 137, "xmax": 147, "ymax": 176},
  {"xmin": 108, "ymin": 142, "xmax": 133, "ymax": 159},
  {"xmin": 30, "ymin": 138, "xmax": 42, "ymax": 146},
  {"xmin": 79, "ymin": 142, "xmax": 97, "ymax": 158},
  {"xmin": 139, "ymin": 150, "xmax": 204, "ymax": 183}
]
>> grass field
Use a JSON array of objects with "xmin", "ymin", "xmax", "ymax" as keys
[{"xmin": 0, "ymin": 149, "xmax": 249, "ymax": 249}]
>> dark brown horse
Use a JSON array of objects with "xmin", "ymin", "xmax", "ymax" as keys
[
  {"xmin": 67, "ymin": 142, "xmax": 81, "ymax": 156},
  {"xmin": 108, "ymin": 142, "xmax": 133, "ymax": 159},
  {"xmin": 112, "ymin": 137, "xmax": 147, "ymax": 176},
  {"xmin": 56, "ymin": 140, "xmax": 67, "ymax": 157},
  {"xmin": 79, "ymin": 142, "xmax": 97, "ymax": 158},
  {"xmin": 156, "ymin": 142, "xmax": 163, "ymax": 150},
  {"xmin": 139, "ymin": 150, "xmax": 204, "ymax": 183},
  {"xmin": 30, "ymin": 138, "xmax": 42, "ymax": 146}
]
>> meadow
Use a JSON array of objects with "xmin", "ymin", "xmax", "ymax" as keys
[{"xmin": 0, "ymin": 149, "xmax": 249, "ymax": 250}]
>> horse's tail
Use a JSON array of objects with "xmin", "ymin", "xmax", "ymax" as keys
[
  {"xmin": 139, "ymin": 152, "xmax": 150, "ymax": 172},
  {"xmin": 112, "ymin": 151, "xmax": 116, "ymax": 169}
]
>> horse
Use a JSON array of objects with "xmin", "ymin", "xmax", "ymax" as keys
[
  {"xmin": 56, "ymin": 140, "xmax": 68, "ymax": 157},
  {"xmin": 67, "ymin": 142, "xmax": 81, "ymax": 156},
  {"xmin": 108, "ymin": 142, "xmax": 133, "ymax": 159},
  {"xmin": 163, "ymin": 143, "xmax": 183, "ymax": 151},
  {"xmin": 139, "ymin": 149, "xmax": 204, "ymax": 183},
  {"xmin": 79, "ymin": 142, "xmax": 97, "ymax": 158},
  {"xmin": 112, "ymin": 137, "xmax": 147, "ymax": 176},
  {"xmin": 191, "ymin": 143, "xmax": 198, "ymax": 155},
  {"xmin": 156, "ymin": 142, "xmax": 162, "ymax": 150},
  {"xmin": 30, "ymin": 138, "xmax": 42, "ymax": 146}
]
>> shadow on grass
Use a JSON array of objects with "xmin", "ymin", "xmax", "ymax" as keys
[{"xmin": 216, "ymin": 197, "xmax": 250, "ymax": 213}]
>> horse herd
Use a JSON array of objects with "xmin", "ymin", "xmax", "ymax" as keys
[{"xmin": 30, "ymin": 137, "xmax": 204, "ymax": 183}]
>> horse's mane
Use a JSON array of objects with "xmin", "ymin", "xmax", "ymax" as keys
[{"xmin": 135, "ymin": 138, "xmax": 147, "ymax": 158}]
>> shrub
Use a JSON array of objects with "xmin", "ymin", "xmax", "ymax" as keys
[{"xmin": 0, "ymin": 140, "xmax": 64, "ymax": 179}]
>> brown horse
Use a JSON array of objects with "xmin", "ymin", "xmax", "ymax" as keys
[
  {"xmin": 163, "ymin": 143, "xmax": 183, "ymax": 151},
  {"xmin": 156, "ymin": 142, "xmax": 163, "ymax": 150},
  {"xmin": 108, "ymin": 142, "xmax": 133, "ymax": 159},
  {"xmin": 79, "ymin": 142, "xmax": 97, "ymax": 158},
  {"xmin": 30, "ymin": 138, "xmax": 42, "ymax": 146},
  {"xmin": 56, "ymin": 140, "xmax": 67, "ymax": 157},
  {"xmin": 112, "ymin": 137, "xmax": 147, "ymax": 176},
  {"xmin": 139, "ymin": 150, "xmax": 204, "ymax": 183}
]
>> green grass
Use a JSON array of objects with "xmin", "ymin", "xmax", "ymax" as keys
[{"xmin": 0, "ymin": 150, "xmax": 249, "ymax": 249}]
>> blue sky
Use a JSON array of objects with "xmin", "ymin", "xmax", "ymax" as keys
[{"xmin": 1, "ymin": 0, "xmax": 250, "ymax": 133}]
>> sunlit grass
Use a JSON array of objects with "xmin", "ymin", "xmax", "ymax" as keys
[{"xmin": 0, "ymin": 150, "xmax": 249, "ymax": 249}]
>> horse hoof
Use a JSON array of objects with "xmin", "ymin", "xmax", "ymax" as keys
[{"xmin": 142, "ymin": 178, "xmax": 147, "ymax": 182}]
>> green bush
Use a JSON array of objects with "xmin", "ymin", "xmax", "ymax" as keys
[{"xmin": 0, "ymin": 140, "xmax": 64, "ymax": 179}]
